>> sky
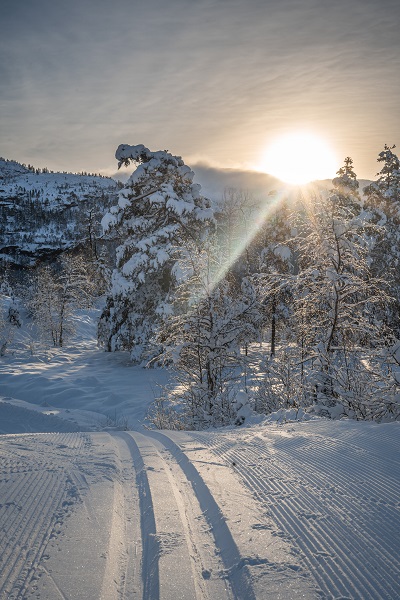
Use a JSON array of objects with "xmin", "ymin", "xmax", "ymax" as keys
[{"xmin": 0, "ymin": 0, "xmax": 399, "ymax": 182}]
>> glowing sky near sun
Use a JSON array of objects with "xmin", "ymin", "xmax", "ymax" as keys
[
  {"xmin": 0, "ymin": 0, "xmax": 399, "ymax": 180},
  {"xmin": 259, "ymin": 133, "xmax": 338, "ymax": 185}
]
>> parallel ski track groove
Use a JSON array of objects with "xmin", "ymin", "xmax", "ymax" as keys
[
  {"xmin": 230, "ymin": 439, "xmax": 400, "ymax": 598},
  {"xmin": 0, "ymin": 432, "xmax": 88, "ymax": 599},
  {"xmin": 256, "ymin": 440, "xmax": 400, "ymax": 566},
  {"xmin": 116, "ymin": 431, "xmax": 160, "ymax": 600},
  {"xmin": 15, "ymin": 473, "xmax": 71, "ymax": 600},
  {"xmin": 0, "ymin": 472, "xmax": 58, "ymax": 588},
  {"xmin": 0, "ymin": 471, "xmax": 65, "ymax": 599},
  {"xmin": 214, "ymin": 446, "xmax": 353, "ymax": 598},
  {"xmin": 146, "ymin": 431, "xmax": 257, "ymax": 600},
  {"xmin": 272, "ymin": 435, "xmax": 400, "ymax": 504},
  {"xmin": 148, "ymin": 440, "xmax": 213, "ymax": 600},
  {"xmin": 192, "ymin": 430, "xmax": 400, "ymax": 600},
  {"xmin": 244, "ymin": 441, "xmax": 400, "ymax": 564}
]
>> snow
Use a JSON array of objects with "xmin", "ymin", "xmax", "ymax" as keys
[
  {"xmin": 0, "ymin": 309, "xmax": 168, "ymax": 431},
  {"xmin": 0, "ymin": 309, "xmax": 399, "ymax": 598},
  {"xmin": 0, "ymin": 171, "xmax": 116, "ymax": 208},
  {"xmin": 273, "ymin": 243, "xmax": 291, "ymax": 261},
  {"xmin": 0, "ymin": 158, "xmax": 30, "ymax": 179},
  {"xmin": 0, "ymin": 161, "xmax": 118, "ymax": 265}
]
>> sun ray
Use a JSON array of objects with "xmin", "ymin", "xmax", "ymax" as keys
[{"xmin": 206, "ymin": 187, "xmax": 295, "ymax": 295}]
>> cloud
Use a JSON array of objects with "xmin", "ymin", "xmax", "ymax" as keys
[
  {"xmin": 0, "ymin": 0, "xmax": 399, "ymax": 178},
  {"xmin": 191, "ymin": 164, "xmax": 281, "ymax": 201},
  {"xmin": 110, "ymin": 160, "xmax": 283, "ymax": 201}
]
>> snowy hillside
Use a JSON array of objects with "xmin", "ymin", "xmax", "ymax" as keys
[
  {"xmin": 0, "ymin": 158, "xmax": 119, "ymax": 265},
  {"xmin": 0, "ymin": 158, "xmax": 30, "ymax": 180},
  {"xmin": 0, "ymin": 310, "xmax": 399, "ymax": 599}
]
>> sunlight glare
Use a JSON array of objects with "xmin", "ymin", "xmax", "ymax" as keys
[{"xmin": 259, "ymin": 132, "xmax": 337, "ymax": 185}]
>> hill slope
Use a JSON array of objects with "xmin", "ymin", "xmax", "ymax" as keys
[{"xmin": 0, "ymin": 158, "xmax": 119, "ymax": 265}]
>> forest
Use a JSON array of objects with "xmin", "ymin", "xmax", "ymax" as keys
[{"xmin": 1, "ymin": 143, "xmax": 400, "ymax": 429}]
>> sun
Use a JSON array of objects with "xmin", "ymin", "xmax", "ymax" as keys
[{"xmin": 259, "ymin": 132, "xmax": 338, "ymax": 185}]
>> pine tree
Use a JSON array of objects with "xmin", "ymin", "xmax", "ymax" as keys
[{"xmin": 98, "ymin": 144, "xmax": 213, "ymax": 362}]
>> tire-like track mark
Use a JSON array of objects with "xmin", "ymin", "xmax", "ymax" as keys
[
  {"xmin": 0, "ymin": 432, "xmax": 107, "ymax": 600},
  {"xmin": 0, "ymin": 471, "xmax": 66, "ymax": 599},
  {"xmin": 231, "ymin": 440, "xmax": 400, "ymax": 597}
]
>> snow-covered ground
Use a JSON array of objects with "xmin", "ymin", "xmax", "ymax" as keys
[
  {"xmin": 0, "ymin": 309, "xmax": 168, "ymax": 433},
  {"xmin": 0, "ymin": 311, "xmax": 399, "ymax": 599}
]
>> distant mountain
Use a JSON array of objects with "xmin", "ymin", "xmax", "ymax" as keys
[
  {"xmin": 190, "ymin": 164, "xmax": 372, "ymax": 203},
  {"xmin": 112, "ymin": 161, "xmax": 374, "ymax": 204},
  {"xmin": 0, "ymin": 158, "xmax": 31, "ymax": 180},
  {"xmin": 1, "ymin": 156, "xmax": 373, "ymax": 268},
  {"xmin": 112, "ymin": 163, "xmax": 283, "ymax": 202},
  {"xmin": 0, "ymin": 158, "xmax": 119, "ymax": 266},
  {"xmin": 192, "ymin": 164, "xmax": 281, "ymax": 201}
]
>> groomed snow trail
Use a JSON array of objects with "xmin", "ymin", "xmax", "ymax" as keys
[
  {"xmin": 1, "ymin": 421, "xmax": 398, "ymax": 599},
  {"xmin": 113, "ymin": 431, "xmax": 233, "ymax": 600},
  {"xmin": 112, "ymin": 431, "xmax": 317, "ymax": 599},
  {"xmin": 0, "ymin": 432, "xmax": 120, "ymax": 600},
  {"xmin": 189, "ymin": 420, "xmax": 400, "ymax": 600},
  {"xmin": 0, "ymin": 430, "xmax": 319, "ymax": 599}
]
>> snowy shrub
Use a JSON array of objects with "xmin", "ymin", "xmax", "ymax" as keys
[
  {"xmin": 24, "ymin": 253, "xmax": 95, "ymax": 348},
  {"xmin": 0, "ymin": 269, "xmax": 21, "ymax": 356},
  {"xmin": 149, "ymin": 240, "xmax": 262, "ymax": 429},
  {"xmin": 0, "ymin": 297, "xmax": 21, "ymax": 356},
  {"xmin": 98, "ymin": 411, "xmax": 129, "ymax": 431},
  {"xmin": 147, "ymin": 393, "xmax": 194, "ymax": 431},
  {"xmin": 253, "ymin": 347, "xmax": 313, "ymax": 415}
]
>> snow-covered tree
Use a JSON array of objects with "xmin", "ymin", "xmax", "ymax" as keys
[
  {"xmin": 332, "ymin": 156, "xmax": 360, "ymax": 200},
  {"xmin": 364, "ymin": 144, "xmax": 400, "ymax": 206},
  {"xmin": 253, "ymin": 196, "xmax": 294, "ymax": 356},
  {"xmin": 252, "ymin": 158, "xmax": 394, "ymax": 418},
  {"xmin": 215, "ymin": 187, "xmax": 258, "ymax": 276},
  {"xmin": 98, "ymin": 144, "xmax": 213, "ymax": 363},
  {"xmin": 150, "ymin": 240, "xmax": 261, "ymax": 429},
  {"xmin": 364, "ymin": 145, "xmax": 400, "ymax": 333},
  {"xmin": 0, "ymin": 266, "xmax": 21, "ymax": 356},
  {"xmin": 290, "ymin": 159, "xmax": 388, "ymax": 409},
  {"xmin": 26, "ymin": 253, "xmax": 95, "ymax": 347}
]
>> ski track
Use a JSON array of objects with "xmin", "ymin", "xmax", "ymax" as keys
[
  {"xmin": 112, "ymin": 430, "xmax": 317, "ymax": 599},
  {"xmin": 145, "ymin": 430, "xmax": 255, "ymax": 600},
  {"xmin": 0, "ymin": 424, "xmax": 398, "ymax": 599},
  {"xmin": 114, "ymin": 430, "xmax": 238, "ymax": 600},
  {"xmin": 113, "ymin": 431, "xmax": 159, "ymax": 600},
  {"xmin": 0, "ymin": 430, "xmax": 263, "ymax": 600},
  {"xmin": 190, "ymin": 422, "xmax": 400, "ymax": 600},
  {"xmin": 0, "ymin": 432, "xmax": 115, "ymax": 600}
]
